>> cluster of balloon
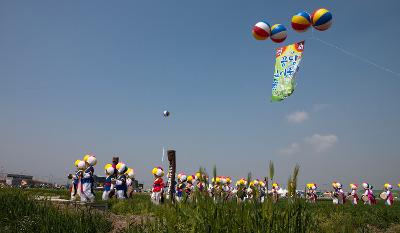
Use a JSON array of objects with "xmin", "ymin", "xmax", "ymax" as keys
[
  {"xmin": 252, "ymin": 8, "xmax": 332, "ymax": 42},
  {"xmin": 291, "ymin": 8, "xmax": 333, "ymax": 32},
  {"xmin": 252, "ymin": 21, "xmax": 287, "ymax": 43}
]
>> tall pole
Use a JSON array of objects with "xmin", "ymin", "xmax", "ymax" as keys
[{"xmin": 166, "ymin": 150, "xmax": 176, "ymax": 202}]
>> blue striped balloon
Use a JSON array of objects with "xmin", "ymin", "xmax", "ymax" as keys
[{"xmin": 270, "ymin": 24, "xmax": 287, "ymax": 43}]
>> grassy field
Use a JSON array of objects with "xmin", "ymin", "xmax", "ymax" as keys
[
  {"xmin": 0, "ymin": 188, "xmax": 112, "ymax": 233},
  {"xmin": 1, "ymin": 187, "xmax": 400, "ymax": 233},
  {"xmin": 120, "ymin": 194, "xmax": 400, "ymax": 233}
]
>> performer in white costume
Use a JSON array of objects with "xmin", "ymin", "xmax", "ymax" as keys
[
  {"xmin": 81, "ymin": 155, "xmax": 97, "ymax": 203},
  {"xmin": 175, "ymin": 173, "xmax": 187, "ymax": 203},
  {"xmin": 362, "ymin": 182, "xmax": 376, "ymax": 205},
  {"xmin": 102, "ymin": 164, "xmax": 115, "ymax": 201},
  {"xmin": 115, "ymin": 162, "xmax": 128, "ymax": 199},
  {"xmin": 125, "ymin": 168, "xmax": 135, "ymax": 198},
  {"xmin": 383, "ymin": 183, "xmax": 394, "ymax": 206},
  {"xmin": 349, "ymin": 183, "xmax": 359, "ymax": 205},
  {"xmin": 70, "ymin": 159, "xmax": 82, "ymax": 201}
]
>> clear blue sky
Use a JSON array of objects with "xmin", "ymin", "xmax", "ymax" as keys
[{"xmin": 0, "ymin": 0, "xmax": 399, "ymax": 189}]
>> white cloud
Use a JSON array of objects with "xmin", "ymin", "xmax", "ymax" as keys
[
  {"xmin": 286, "ymin": 111, "xmax": 309, "ymax": 123},
  {"xmin": 277, "ymin": 142, "xmax": 300, "ymax": 156},
  {"xmin": 304, "ymin": 134, "xmax": 338, "ymax": 153},
  {"xmin": 277, "ymin": 134, "xmax": 338, "ymax": 156}
]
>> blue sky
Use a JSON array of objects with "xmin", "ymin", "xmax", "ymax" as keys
[{"xmin": 0, "ymin": 0, "xmax": 399, "ymax": 190}]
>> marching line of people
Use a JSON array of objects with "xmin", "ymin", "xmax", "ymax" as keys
[
  {"xmin": 150, "ymin": 167, "xmax": 291, "ymax": 205},
  {"xmin": 329, "ymin": 182, "xmax": 395, "ymax": 206},
  {"xmin": 150, "ymin": 167, "xmax": 398, "ymax": 206},
  {"xmin": 68, "ymin": 155, "xmax": 135, "ymax": 202},
  {"xmin": 69, "ymin": 160, "xmax": 397, "ymax": 206},
  {"xmin": 69, "ymin": 155, "xmax": 97, "ymax": 203}
]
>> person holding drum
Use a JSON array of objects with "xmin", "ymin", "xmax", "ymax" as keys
[
  {"xmin": 270, "ymin": 183, "xmax": 280, "ymax": 203},
  {"xmin": 362, "ymin": 182, "xmax": 376, "ymax": 205},
  {"xmin": 336, "ymin": 182, "xmax": 346, "ymax": 204},
  {"xmin": 331, "ymin": 182, "xmax": 345, "ymax": 204},
  {"xmin": 381, "ymin": 183, "xmax": 394, "ymax": 206},
  {"xmin": 331, "ymin": 182, "xmax": 339, "ymax": 204},
  {"xmin": 259, "ymin": 181, "xmax": 267, "ymax": 203},
  {"xmin": 306, "ymin": 183, "xmax": 318, "ymax": 203},
  {"xmin": 349, "ymin": 183, "xmax": 359, "ymax": 205}
]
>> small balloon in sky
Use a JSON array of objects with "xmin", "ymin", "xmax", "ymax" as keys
[
  {"xmin": 252, "ymin": 21, "xmax": 271, "ymax": 40},
  {"xmin": 291, "ymin": 11, "xmax": 312, "ymax": 32},
  {"xmin": 163, "ymin": 110, "xmax": 170, "ymax": 117},
  {"xmin": 311, "ymin": 8, "xmax": 333, "ymax": 31},
  {"xmin": 270, "ymin": 24, "xmax": 287, "ymax": 43}
]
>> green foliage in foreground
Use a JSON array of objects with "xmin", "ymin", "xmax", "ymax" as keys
[
  {"xmin": 2, "ymin": 188, "xmax": 400, "ymax": 233},
  {"xmin": 0, "ymin": 189, "xmax": 112, "ymax": 233},
  {"xmin": 128, "ymin": 198, "xmax": 316, "ymax": 233},
  {"xmin": 117, "ymin": 194, "xmax": 400, "ymax": 233}
]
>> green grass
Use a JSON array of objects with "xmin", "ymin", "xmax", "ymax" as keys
[
  {"xmin": 0, "ymin": 188, "xmax": 112, "ymax": 233},
  {"xmin": 2, "ymin": 187, "xmax": 400, "ymax": 232},
  {"xmin": 118, "ymin": 194, "xmax": 400, "ymax": 233},
  {"xmin": 20, "ymin": 187, "xmax": 71, "ymax": 199}
]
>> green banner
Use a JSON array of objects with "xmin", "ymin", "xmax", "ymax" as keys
[{"xmin": 271, "ymin": 41, "xmax": 305, "ymax": 102}]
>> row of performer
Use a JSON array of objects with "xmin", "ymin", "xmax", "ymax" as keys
[
  {"xmin": 150, "ymin": 167, "xmax": 398, "ymax": 206},
  {"xmin": 68, "ymin": 155, "xmax": 135, "ymax": 202},
  {"xmin": 67, "ymin": 157, "xmax": 397, "ymax": 206},
  {"xmin": 327, "ymin": 182, "xmax": 394, "ymax": 206}
]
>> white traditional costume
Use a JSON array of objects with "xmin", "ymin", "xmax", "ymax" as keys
[
  {"xmin": 81, "ymin": 155, "xmax": 96, "ymax": 203},
  {"xmin": 383, "ymin": 183, "xmax": 394, "ymax": 206},
  {"xmin": 70, "ymin": 159, "xmax": 82, "ymax": 201},
  {"xmin": 349, "ymin": 183, "xmax": 359, "ymax": 205},
  {"xmin": 362, "ymin": 182, "xmax": 376, "ymax": 205},
  {"xmin": 176, "ymin": 173, "xmax": 187, "ymax": 202},
  {"xmin": 102, "ymin": 164, "xmax": 115, "ymax": 201},
  {"xmin": 115, "ymin": 162, "xmax": 128, "ymax": 199}
]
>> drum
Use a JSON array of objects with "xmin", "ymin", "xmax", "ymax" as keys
[
  {"xmin": 380, "ymin": 192, "xmax": 388, "ymax": 200},
  {"xmin": 361, "ymin": 195, "xmax": 369, "ymax": 202}
]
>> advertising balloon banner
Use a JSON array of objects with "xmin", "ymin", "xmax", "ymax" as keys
[{"xmin": 271, "ymin": 41, "xmax": 304, "ymax": 102}]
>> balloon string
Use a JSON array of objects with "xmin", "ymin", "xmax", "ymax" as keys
[{"xmin": 308, "ymin": 36, "xmax": 400, "ymax": 78}]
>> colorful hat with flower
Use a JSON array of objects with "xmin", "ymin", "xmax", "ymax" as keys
[
  {"xmin": 104, "ymin": 163, "xmax": 115, "ymax": 175},
  {"xmin": 126, "ymin": 168, "xmax": 135, "ymax": 178},
  {"xmin": 152, "ymin": 166, "xmax": 164, "ymax": 177},
  {"xmin": 177, "ymin": 173, "xmax": 187, "ymax": 182},
  {"xmin": 349, "ymin": 183, "xmax": 358, "ymax": 190},
  {"xmin": 187, "ymin": 175, "xmax": 195, "ymax": 184},
  {"xmin": 362, "ymin": 182, "xmax": 369, "ymax": 189},
  {"xmin": 384, "ymin": 183, "xmax": 392, "ymax": 190}
]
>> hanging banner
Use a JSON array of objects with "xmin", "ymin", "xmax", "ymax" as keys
[{"xmin": 271, "ymin": 41, "xmax": 305, "ymax": 102}]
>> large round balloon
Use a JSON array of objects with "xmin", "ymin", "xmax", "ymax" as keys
[
  {"xmin": 270, "ymin": 24, "xmax": 287, "ymax": 43},
  {"xmin": 291, "ymin": 11, "xmax": 311, "ymax": 32},
  {"xmin": 252, "ymin": 21, "xmax": 271, "ymax": 40},
  {"xmin": 163, "ymin": 110, "xmax": 170, "ymax": 117},
  {"xmin": 311, "ymin": 8, "xmax": 333, "ymax": 31}
]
